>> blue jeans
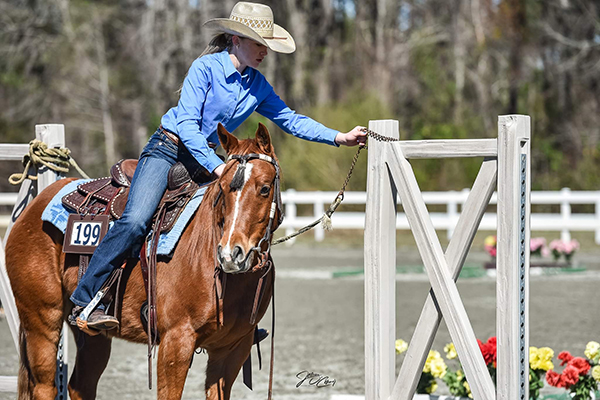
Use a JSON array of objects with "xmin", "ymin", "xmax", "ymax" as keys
[{"xmin": 70, "ymin": 129, "xmax": 194, "ymax": 308}]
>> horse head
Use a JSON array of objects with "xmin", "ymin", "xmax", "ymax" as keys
[{"xmin": 214, "ymin": 122, "xmax": 283, "ymax": 274}]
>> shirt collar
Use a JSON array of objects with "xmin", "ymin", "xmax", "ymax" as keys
[
  {"xmin": 219, "ymin": 50, "xmax": 252, "ymax": 80},
  {"xmin": 220, "ymin": 50, "xmax": 240, "ymax": 79}
]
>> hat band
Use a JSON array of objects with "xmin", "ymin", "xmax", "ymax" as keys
[{"xmin": 230, "ymin": 14, "xmax": 274, "ymax": 36}]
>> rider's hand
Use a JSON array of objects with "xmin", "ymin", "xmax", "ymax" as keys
[
  {"xmin": 213, "ymin": 163, "xmax": 226, "ymax": 178},
  {"xmin": 335, "ymin": 126, "xmax": 367, "ymax": 147}
]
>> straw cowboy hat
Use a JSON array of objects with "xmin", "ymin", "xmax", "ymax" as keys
[{"xmin": 204, "ymin": 2, "xmax": 296, "ymax": 54}]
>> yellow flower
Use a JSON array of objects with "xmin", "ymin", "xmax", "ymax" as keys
[
  {"xmin": 484, "ymin": 235, "xmax": 497, "ymax": 247},
  {"xmin": 423, "ymin": 350, "xmax": 447, "ymax": 378},
  {"xmin": 444, "ymin": 343, "xmax": 457, "ymax": 360},
  {"xmin": 426, "ymin": 381, "xmax": 438, "ymax": 394},
  {"xmin": 456, "ymin": 370, "xmax": 464, "ymax": 379},
  {"xmin": 464, "ymin": 381, "xmax": 473, "ymax": 399},
  {"xmin": 530, "ymin": 346, "xmax": 554, "ymax": 371},
  {"xmin": 395, "ymin": 339, "xmax": 408, "ymax": 354},
  {"xmin": 585, "ymin": 341, "xmax": 600, "ymax": 360},
  {"xmin": 592, "ymin": 366, "xmax": 600, "ymax": 382}
]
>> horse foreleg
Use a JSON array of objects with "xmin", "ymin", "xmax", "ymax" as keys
[
  {"xmin": 67, "ymin": 328, "xmax": 112, "ymax": 400},
  {"xmin": 156, "ymin": 325, "xmax": 196, "ymax": 400},
  {"xmin": 204, "ymin": 332, "xmax": 254, "ymax": 400}
]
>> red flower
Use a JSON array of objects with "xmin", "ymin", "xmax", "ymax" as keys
[
  {"xmin": 558, "ymin": 351, "xmax": 574, "ymax": 366},
  {"xmin": 568, "ymin": 357, "xmax": 591, "ymax": 375},
  {"xmin": 486, "ymin": 337, "xmax": 497, "ymax": 366},
  {"xmin": 562, "ymin": 365, "xmax": 580, "ymax": 387},
  {"xmin": 478, "ymin": 337, "xmax": 497, "ymax": 366},
  {"xmin": 546, "ymin": 370, "xmax": 565, "ymax": 387}
]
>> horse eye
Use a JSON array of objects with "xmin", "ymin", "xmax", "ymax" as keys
[{"xmin": 260, "ymin": 185, "xmax": 271, "ymax": 196}]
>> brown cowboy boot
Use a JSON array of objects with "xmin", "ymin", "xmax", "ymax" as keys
[
  {"xmin": 85, "ymin": 309, "xmax": 119, "ymax": 330},
  {"xmin": 71, "ymin": 307, "xmax": 119, "ymax": 335}
]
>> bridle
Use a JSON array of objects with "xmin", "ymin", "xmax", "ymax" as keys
[
  {"xmin": 211, "ymin": 151, "xmax": 282, "ymax": 325},
  {"xmin": 213, "ymin": 152, "xmax": 283, "ymax": 271},
  {"xmin": 226, "ymin": 152, "xmax": 283, "ymax": 268}
]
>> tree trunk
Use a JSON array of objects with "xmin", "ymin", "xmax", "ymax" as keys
[{"xmin": 94, "ymin": 12, "xmax": 116, "ymax": 167}]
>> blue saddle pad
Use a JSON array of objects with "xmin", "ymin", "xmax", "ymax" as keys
[{"xmin": 41, "ymin": 179, "xmax": 207, "ymax": 257}]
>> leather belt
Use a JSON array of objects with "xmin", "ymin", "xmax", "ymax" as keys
[{"xmin": 158, "ymin": 125, "xmax": 217, "ymax": 149}]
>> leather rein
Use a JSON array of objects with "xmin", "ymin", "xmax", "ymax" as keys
[{"xmin": 212, "ymin": 152, "xmax": 282, "ymax": 400}]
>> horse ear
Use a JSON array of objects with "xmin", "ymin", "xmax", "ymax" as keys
[
  {"xmin": 217, "ymin": 123, "xmax": 238, "ymax": 153},
  {"xmin": 255, "ymin": 123, "xmax": 273, "ymax": 155}
]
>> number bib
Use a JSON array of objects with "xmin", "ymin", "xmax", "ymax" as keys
[{"xmin": 63, "ymin": 214, "xmax": 109, "ymax": 254}]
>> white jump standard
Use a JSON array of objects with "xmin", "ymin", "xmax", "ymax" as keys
[{"xmin": 364, "ymin": 116, "xmax": 531, "ymax": 400}]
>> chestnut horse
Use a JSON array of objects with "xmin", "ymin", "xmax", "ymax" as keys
[{"xmin": 5, "ymin": 123, "xmax": 280, "ymax": 400}]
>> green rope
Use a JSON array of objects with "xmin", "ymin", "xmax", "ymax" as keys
[{"xmin": 8, "ymin": 139, "xmax": 90, "ymax": 185}]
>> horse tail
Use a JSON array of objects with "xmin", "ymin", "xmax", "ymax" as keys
[{"xmin": 17, "ymin": 325, "xmax": 33, "ymax": 399}]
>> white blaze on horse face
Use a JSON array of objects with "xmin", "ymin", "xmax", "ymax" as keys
[{"xmin": 223, "ymin": 163, "xmax": 254, "ymax": 257}]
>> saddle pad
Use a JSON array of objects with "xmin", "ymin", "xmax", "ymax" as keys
[{"xmin": 42, "ymin": 179, "xmax": 208, "ymax": 257}]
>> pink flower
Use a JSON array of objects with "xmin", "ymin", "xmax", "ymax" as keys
[
  {"xmin": 562, "ymin": 240, "xmax": 579, "ymax": 255},
  {"xmin": 530, "ymin": 237, "xmax": 546, "ymax": 251}
]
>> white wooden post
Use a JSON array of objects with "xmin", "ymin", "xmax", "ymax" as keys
[
  {"xmin": 596, "ymin": 199, "xmax": 600, "ymax": 245},
  {"xmin": 284, "ymin": 189, "xmax": 297, "ymax": 245},
  {"xmin": 314, "ymin": 193, "xmax": 325, "ymax": 242},
  {"xmin": 497, "ymin": 115, "xmax": 531, "ymax": 400},
  {"xmin": 35, "ymin": 125, "xmax": 66, "ymax": 192},
  {"xmin": 560, "ymin": 187, "xmax": 571, "ymax": 242},
  {"xmin": 447, "ymin": 191, "xmax": 458, "ymax": 240},
  {"xmin": 364, "ymin": 120, "xmax": 398, "ymax": 400},
  {"xmin": 0, "ymin": 124, "xmax": 67, "ymax": 395}
]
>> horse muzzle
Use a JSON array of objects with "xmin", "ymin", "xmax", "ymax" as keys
[{"xmin": 217, "ymin": 244, "xmax": 254, "ymax": 274}]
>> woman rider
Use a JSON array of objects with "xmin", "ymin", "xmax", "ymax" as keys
[{"xmin": 70, "ymin": 1, "xmax": 367, "ymax": 330}]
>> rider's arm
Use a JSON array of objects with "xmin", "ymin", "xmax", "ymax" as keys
[{"xmin": 255, "ymin": 77, "xmax": 340, "ymax": 146}]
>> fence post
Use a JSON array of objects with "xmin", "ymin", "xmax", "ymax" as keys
[
  {"xmin": 314, "ymin": 193, "xmax": 324, "ymax": 242},
  {"xmin": 35, "ymin": 125, "xmax": 66, "ymax": 192},
  {"xmin": 364, "ymin": 120, "xmax": 398, "ymax": 400},
  {"xmin": 284, "ymin": 189, "xmax": 297, "ymax": 245},
  {"xmin": 596, "ymin": 199, "xmax": 600, "ymax": 245},
  {"xmin": 560, "ymin": 187, "xmax": 571, "ymax": 242},
  {"xmin": 497, "ymin": 115, "xmax": 531, "ymax": 400},
  {"xmin": 447, "ymin": 191, "xmax": 458, "ymax": 240}
]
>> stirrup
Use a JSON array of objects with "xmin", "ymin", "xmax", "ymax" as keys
[{"xmin": 69, "ymin": 306, "xmax": 101, "ymax": 336}]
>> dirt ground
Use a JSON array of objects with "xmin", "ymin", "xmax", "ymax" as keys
[{"xmin": 1, "ymin": 245, "xmax": 599, "ymax": 400}]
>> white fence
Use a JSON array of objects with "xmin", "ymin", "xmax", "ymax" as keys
[
  {"xmin": 2, "ymin": 188, "xmax": 599, "ymax": 244},
  {"xmin": 279, "ymin": 188, "xmax": 600, "ymax": 244}
]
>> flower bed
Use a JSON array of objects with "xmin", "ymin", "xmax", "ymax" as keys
[
  {"xmin": 395, "ymin": 338, "xmax": 600, "ymax": 399},
  {"xmin": 483, "ymin": 236, "xmax": 581, "ymax": 269}
]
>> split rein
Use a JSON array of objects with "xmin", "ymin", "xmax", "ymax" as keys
[{"xmin": 272, "ymin": 127, "xmax": 398, "ymax": 246}]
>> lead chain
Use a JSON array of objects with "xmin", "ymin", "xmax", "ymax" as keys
[{"xmin": 273, "ymin": 128, "xmax": 398, "ymax": 245}]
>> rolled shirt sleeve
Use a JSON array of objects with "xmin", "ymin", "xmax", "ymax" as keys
[{"xmin": 256, "ymin": 79, "xmax": 339, "ymax": 147}]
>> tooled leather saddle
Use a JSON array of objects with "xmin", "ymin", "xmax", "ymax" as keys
[{"xmin": 62, "ymin": 159, "xmax": 200, "ymax": 233}]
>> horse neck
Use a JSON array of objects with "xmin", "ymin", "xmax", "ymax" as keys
[{"xmin": 180, "ymin": 182, "xmax": 220, "ymax": 269}]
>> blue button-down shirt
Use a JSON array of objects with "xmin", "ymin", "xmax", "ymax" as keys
[{"xmin": 161, "ymin": 50, "xmax": 339, "ymax": 173}]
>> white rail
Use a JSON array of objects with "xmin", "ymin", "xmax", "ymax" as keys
[
  {"xmin": 1, "ymin": 188, "xmax": 599, "ymax": 243},
  {"xmin": 278, "ymin": 188, "xmax": 600, "ymax": 244}
]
